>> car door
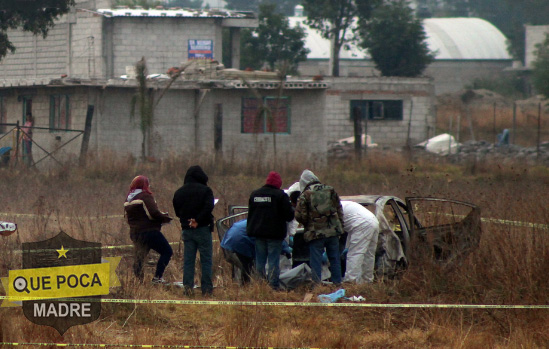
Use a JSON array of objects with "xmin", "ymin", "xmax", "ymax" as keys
[{"xmin": 405, "ymin": 197, "xmax": 481, "ymax": 266}]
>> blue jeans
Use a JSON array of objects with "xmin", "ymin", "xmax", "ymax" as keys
[
  {"xmin": 183, "ymin": 226, "xmax": 213, "ymax": 295},
  {"xmin": 309, "ymin": 236, "xmax": 342, "ymax": 284},
  {"xmin": 255, "ymin": 238, "xmax": 282, "ymax": 289}
]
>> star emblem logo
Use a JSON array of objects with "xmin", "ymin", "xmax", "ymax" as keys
[{"xmin": 56, "ymin": 246, "xmax": 69, "ymax": 258}]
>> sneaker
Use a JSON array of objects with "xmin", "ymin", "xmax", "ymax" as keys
[{"xmin": 151, "ymin": 277, "xmax": 168, "ymax": 285}]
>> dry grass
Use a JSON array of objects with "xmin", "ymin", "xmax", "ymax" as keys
[
  {"xmin": 436, "ymin": 95, "xmax": 549, "ymax": 146},
  {"xmin": 0, "ymin": 151, "xmax": 548, "ymax": 348}
]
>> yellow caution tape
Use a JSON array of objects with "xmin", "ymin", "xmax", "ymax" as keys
[
  {"xmin": 0, "ymin": 295, "xmax": 546, "ymax": 309},
  {"xmin": 0, "ymin": 213, "xmax": 124, "ymax": 220},
  {"xmin": 2, "ymin": 211, "xmax": 548, "ymax": 231}
]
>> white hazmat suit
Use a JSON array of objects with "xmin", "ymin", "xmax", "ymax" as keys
[{"xmin": 341, "ymin": 201, "xmax": 380, "ymax": 283}]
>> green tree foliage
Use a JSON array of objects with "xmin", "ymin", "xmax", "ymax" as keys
[
  {"xmin": 303, "ymin": 0, "xmax": 381, "ymax": 76},
  {"xmin": 359, "ymin": 0, "xmax": 434, "ymax": 77},
  {"xmin": 532, "ymin": 33, "xmax": 549, "ymax": 100},
  {"xmin": 166, "ymin": 0, "xmax": 203, "ymax": 8},
  {"xmin": 240, "ymin": 3, "xmax": 309, "ymax": 73},
  {"xmin": 0, "ymin": 0, "xmax": 75, "ymax": 60}
]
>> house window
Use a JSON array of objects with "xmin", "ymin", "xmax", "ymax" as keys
[
  {"xmin": 350, "ymin": 100, "xmax": 403, "ymax": 121},
  {"xmin": 0, "ymin": 97, "xmax": 5, "ymax": 133},
  {"xmin": 50, "ymin": 95, "xmax": 70, "ymax": 131},
  {"xmin": 241, "ymin": 97, "xmax": 290, "ymax": 134}
]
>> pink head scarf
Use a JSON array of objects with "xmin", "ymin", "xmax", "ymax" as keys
[{"xmin": 127, "ymin": 175, "xmax": 153, "ymax": 200}]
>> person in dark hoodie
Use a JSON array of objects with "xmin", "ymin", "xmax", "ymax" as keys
[
  {"xmin": 246, "ymin": 171, "xmax": 294, "ymax": 290},
  {"xmin": 173, "ymin": 165, "xmax": 215, "ymax": 296}
]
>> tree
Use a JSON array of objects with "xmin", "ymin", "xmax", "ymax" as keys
[
  {"xmin": 303, "ymin": 0, "xmax": 381, "ymax": 76},
  {"xmin": 0, "ymin": 0, "xmax": 75, "ymax": 60},
  {"xmin": 532, "ymin": 33, "xmax": 549, "ymax": 100},
  {"xmin": 358, "ymin": 0, "xmax": 434, "ymax": 77},
  {"xmin": 240, "ymin": 3, "xmax": 309, "ymax": 73},
  {"xmin": 167, "ymin": 0, "xmax": 203, "ymax": 8}
]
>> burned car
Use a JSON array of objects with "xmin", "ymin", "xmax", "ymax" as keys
[{"xmin": 216, "ymin": 196, "xmax": 481, "ymax": 280}]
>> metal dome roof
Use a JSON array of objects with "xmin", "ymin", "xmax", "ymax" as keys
[{"xmin": 289, "ymin": 17, "xmax": 512, "ymax": 61}]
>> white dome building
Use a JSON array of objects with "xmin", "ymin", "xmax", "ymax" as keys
[{"xmin": 289, "ymin": 16, "xmax": 512, "ymax": 94}]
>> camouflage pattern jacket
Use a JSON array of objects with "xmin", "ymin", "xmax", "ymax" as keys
[{"xmin": 295, "ymin": 182, "xmax": 344, "ymax": 242}]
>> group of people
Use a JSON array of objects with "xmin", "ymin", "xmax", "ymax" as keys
[
  {"xmin": 124, "ymin": 166, "xmax": 380, "ymax": 296},
  {"xmin": 124, "ymin": 165, "xmax": 215, "ymax": 296},
  {"xmin": 241, "ymin": 169, "xmax": 380, "ymax": 289}
]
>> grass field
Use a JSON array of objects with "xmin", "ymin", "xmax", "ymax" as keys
[{"xmin": 0, "ymin": 150, "xmax": 548, "ymax": 348}]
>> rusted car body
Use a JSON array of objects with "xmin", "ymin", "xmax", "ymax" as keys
[{"xmin": 216, "ymin": 197, "xmax": 482, "ymax": 279}]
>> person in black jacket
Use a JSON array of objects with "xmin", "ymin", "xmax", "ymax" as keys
[
  {"xmin": 173, "ymin": 165, "xmax": 215, "ymax": 296},
  {"xmin": 246, "ymin": 171, "xmax": 294, "ymax": 290}
]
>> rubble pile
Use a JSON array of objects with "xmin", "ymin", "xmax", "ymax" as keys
[
  {"xmin": 445, "ymin": 140, "xmax": 549, "ymax": 164},
  {"xmin": 329, "ymin": 139, "xmax": 549, "ymax": 165}
]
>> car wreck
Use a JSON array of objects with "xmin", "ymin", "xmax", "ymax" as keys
[{"xmin": 216, "ymin": 196, "xmax": 481, "ymax": 284}]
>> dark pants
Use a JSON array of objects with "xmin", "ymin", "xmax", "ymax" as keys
[
  {"xmin": 255, "ymin": 238, "xmax": 283, "ymax": 289},
  {"xmin": 236, "ymin": 252, "xmax": 254, "ymax": 284},
  {"xmin": 131, "ymin": 230, "xmax": 173, "ymax": 280},
  {"xmin": 309, "ymin": 236, "xmax": 342, "ymax": 284},
  {"xmin": 183, "ymin": 226, "xmax": 213, "ymax": 295}
]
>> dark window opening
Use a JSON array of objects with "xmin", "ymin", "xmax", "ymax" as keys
[{"xmin": 350, "ymin": 100, "xmax": 403, "ymax": 121}]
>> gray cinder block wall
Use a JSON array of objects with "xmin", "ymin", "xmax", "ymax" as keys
[{"xmin": 324, "ymin": 77, "xmax": 435, "ymax": 148}]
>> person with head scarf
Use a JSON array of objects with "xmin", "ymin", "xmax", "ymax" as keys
[
  {"xmin": 295, "ymin": 169, "xmax": 344, "ymax": 285},
  {"xmin": 124, "ymin": 175, "xmax": 173, "ymax": 284},
  {"xmin": 246, "ymin": 171, "xmax": 295, "ymax": 290},
  {"xmin": 173, "ymin": 165, "xmax": 215, "ymax": 296}
]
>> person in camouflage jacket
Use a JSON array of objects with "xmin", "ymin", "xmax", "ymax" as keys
[{"xmin": 295, "ymin": 170, "xmax": 344, "ymax": 284}]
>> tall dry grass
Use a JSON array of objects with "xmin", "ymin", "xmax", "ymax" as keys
[
  {"xmin": 0, "ymin": 151, "xmax": 547, "ymax": 348},
  {"xmin": 436, "ymin": 95, "xmax": 549, "ymax": 147}
]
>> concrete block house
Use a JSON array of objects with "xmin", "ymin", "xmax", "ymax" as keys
[{"xmin": 0, "ymin": 0, "xmax": 435, "ymax": 165}]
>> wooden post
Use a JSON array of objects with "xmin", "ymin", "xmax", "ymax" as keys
[
  {"xmin": 14, "ymin": 120, "xmax": 20, "ymax": 166},
  {"xmin": 353, "ymin": 106, "xmax": 362, "ymax": 160},
  {"xmin": 79, "ymin": 105, "xmax": 94, "ymax": 166},
  {"xmin": 493, "ymin": 102, "xmax": 497, "ymax": 143},
  {"xmin": 406, "ymin": 99, "xmax": 414, "ymax": 150},
  {"xmin": 457, "ymin": 114, "xmax": 461, "ymax": 143},
  {"xmin": 448, "ymin": 115, "xmax": 453, "ymax": 155},
  {"xmin": 512, "ymin": 102, "xmax": 516, "ymax": 145},
  {"xmin": 537, "ymin": 102, "xmax": 541, "ymax": 159}
]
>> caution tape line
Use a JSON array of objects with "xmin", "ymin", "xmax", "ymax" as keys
[
  {"xmin": 3, "ymin": 211, "xmax": 548, "ymax": 231},
  {"xmin": 0, "ymin": 296, "xmax": 547, "ymax": 309},
  {"xmin": 481, "ymin": 217, "xmax": 549, "ymax": 230},
  {"xmin": 10, "ymin": 241, "xmax": 223, "ymax": 254},
  {"xmin": 0, "ymin": 343, "xmax": 309, "ymax": 348},
  {"xmin": 0, "ymin": 212, "xmax": 124, "ymax": 220}
]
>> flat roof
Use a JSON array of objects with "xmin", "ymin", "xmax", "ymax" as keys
[{"xmin": 97, "ymin": 8, "xmax": 255, "ymax": 19}]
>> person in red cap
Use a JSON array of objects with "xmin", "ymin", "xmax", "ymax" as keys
[{"xmin": 246, "ymin": 171, "xmax": 295, "ymax": 290}]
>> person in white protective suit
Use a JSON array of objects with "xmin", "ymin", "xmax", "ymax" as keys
[
  {"xmin": 341, "ymin": 200, "xmax": 380, "ymax": 283},
  {"xmin": 280, "ymin": 182, "xmax": 300, "ymax": 273}
]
